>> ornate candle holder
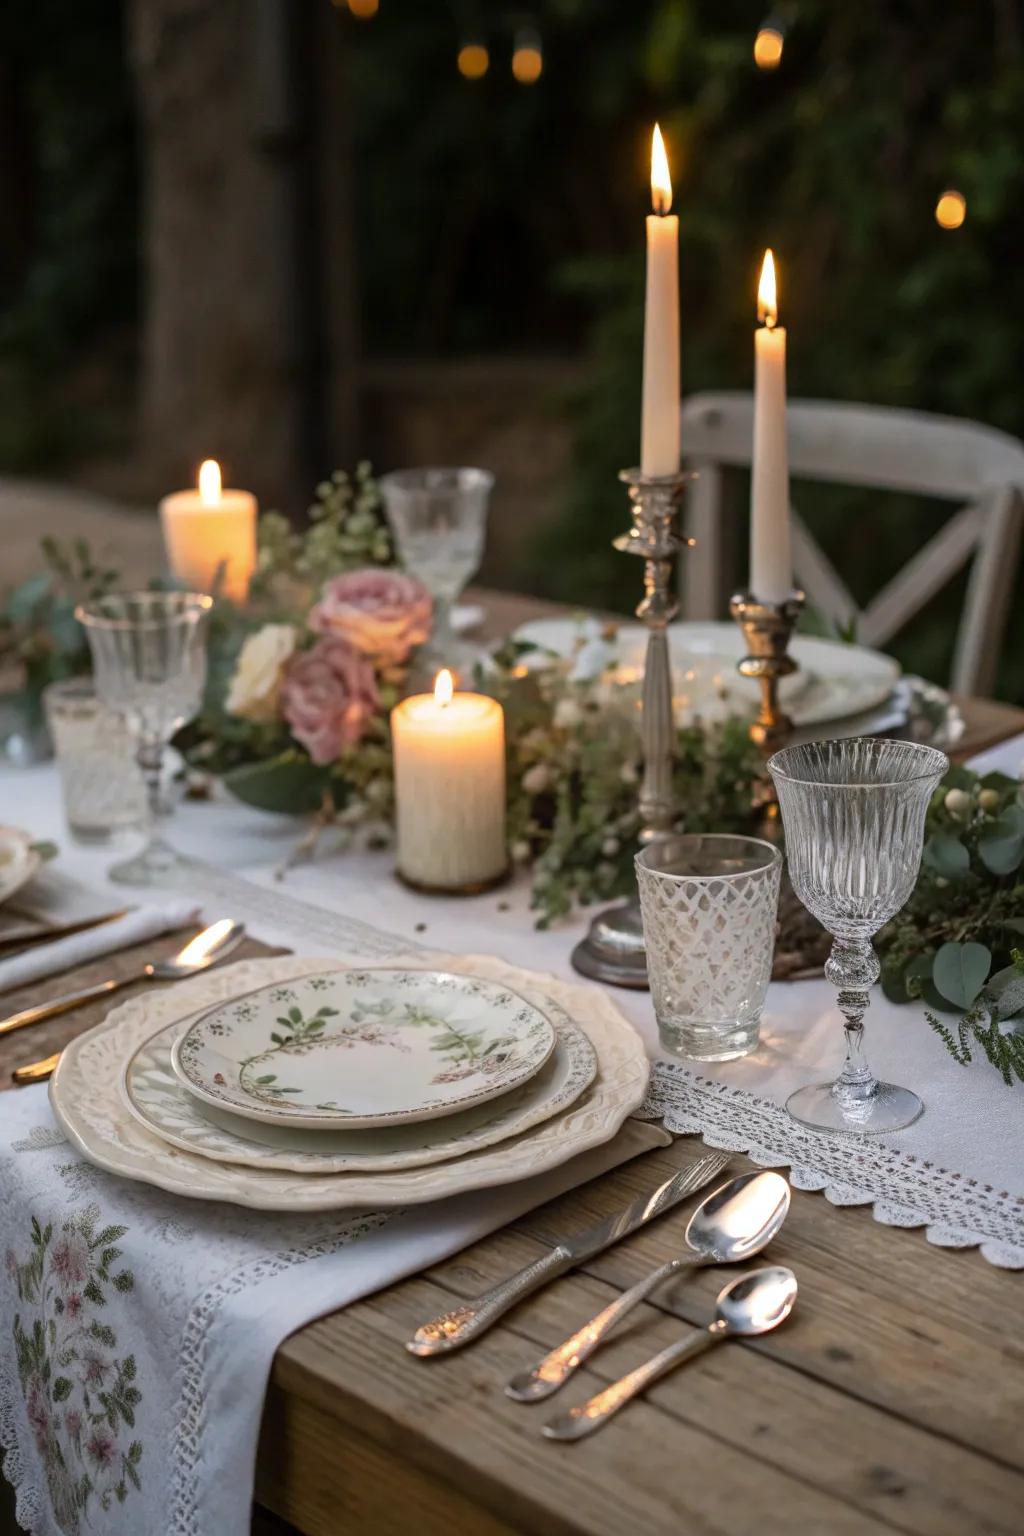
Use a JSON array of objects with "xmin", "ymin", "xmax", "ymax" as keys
[
  {"xmin": 730, "ymin": 589, "xmax": 805, "ymax": 831},
  {"xmin": 571, "ymin": 467, "xmax": 692, "ymax": 989}
]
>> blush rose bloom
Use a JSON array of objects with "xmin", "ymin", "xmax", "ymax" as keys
[
  {"xmin": 225, "ymin": 624, "xmax": 298, "ymax": 722},
  {"xmin": 308, "ymin": 569, "xmax": 433, "ymax": 668},
  {"xmin": 281, "ymin": 638, "xmax": 379, "ymax": 765}
]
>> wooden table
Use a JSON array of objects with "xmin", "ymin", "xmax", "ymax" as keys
[{"xmin": 1, "ymin": 594, "xmax": 1023, "ymax": 1536}]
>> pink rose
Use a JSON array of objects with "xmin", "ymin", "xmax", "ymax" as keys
[
  {"xmin": 309, "ymin": 569, "xmax": 433, "ymax": 668},
  {"xmin": 281, "ymin": 638, "xmax": 379, "ymax": 765}
]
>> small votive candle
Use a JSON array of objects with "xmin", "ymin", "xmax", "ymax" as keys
[
  {"xmin": 159, "ymin": 458, "xmax": 257, "ymax": 604},
  {"xmin": 391, "ymin": 669, "xmax": 507, "ymax": 892}
]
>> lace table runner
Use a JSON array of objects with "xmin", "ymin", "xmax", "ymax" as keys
[{"xmin": 187, "ymin": 857, "xmax": 1024, "ymax": 1269}]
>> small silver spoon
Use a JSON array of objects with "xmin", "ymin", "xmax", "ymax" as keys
[
  {"xmin": 543, "ymin": 1265, "xmax": 798, "ymax": 1442},
  {"xmin": 506, "ymin": 1169, "xmax": 790, "ymax": 1402}
]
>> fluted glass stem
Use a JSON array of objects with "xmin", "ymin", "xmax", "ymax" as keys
[{"xmin": 825, "ymin": 941, "xmax": 880, "ymax": 1107}]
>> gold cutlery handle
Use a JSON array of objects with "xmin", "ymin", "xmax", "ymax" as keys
[
  {"xmin": 12, "ymin": 1051, "xmax": 61, "ymax": 1085},
  {"xmin": 543, "ymin": 1322, "xmax": 726, "ymax": 1441},
  {"xmin": 406, "ymin": 1245, "xmax": 574, "ymax": 1356},
  {"xmin": 506, "ymin": 1252, "xmax": 707, "ymax": 1402},
  {"xmin": 0, "ymin": 976, "xmax": 126, "ymax": 1036}
]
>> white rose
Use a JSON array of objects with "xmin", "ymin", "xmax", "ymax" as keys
[
  {"xmin": 943, "ymin": 787, "xmax": 971, "ymax": 819},
  {"xmin": 225, "ymin": 624, "xmax": 298, "ymax": 721}
]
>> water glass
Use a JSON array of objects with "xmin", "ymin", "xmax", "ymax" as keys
[
  {"xmin": 43, "ymin": 679, "xmax": 146, "ymax": 844},
  {"xmin": 636, "ymin": 834, "xmax": 783, "ymax": 1061},
  {"xmin": 768, "ymin": 738, "xmax": 948, "ymax": 1134},
  {"xmin": 76, "ymin": 591, "xmax": 212, "ymax": 886},
  {"xmin": 379, "ymin": 467, "xmax": 493, "ymax": 675}
]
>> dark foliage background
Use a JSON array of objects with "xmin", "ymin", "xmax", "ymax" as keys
[{"xmin": 2, "ymin": 0, "xmax": 1023, "ymax": 694}]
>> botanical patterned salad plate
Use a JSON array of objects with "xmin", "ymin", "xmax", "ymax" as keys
[
  {"xmin": 123, "ymin": 1001, "xmax": 596, "ymax": 1173},
  {"xmin": 49, "ymin": 954, "xmax": 650, "ymax": 1211},
  {"xmin": 169, "ymin": 969, "xmax": 557, "ymax": 1130}
]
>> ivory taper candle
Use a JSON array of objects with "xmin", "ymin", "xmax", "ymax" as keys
[
  {"xmin": 750, "ymin": 249, "xmax": 793, "ymax": 603},
  {"xmin": 640, "ymin": 123, "xmax": 680, "ymax": 476},
  {"xmin": 159, "ymin": 459, "xmax": 258, "ymax": 604},
  {"xmin": 391, "ymin": 669, "xmax": 507, "ymax": 892}
]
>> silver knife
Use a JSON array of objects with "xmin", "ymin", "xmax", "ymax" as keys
[{"xmin": 405, "ymin": 1151, "xmax": 730, "ymax": 1357}]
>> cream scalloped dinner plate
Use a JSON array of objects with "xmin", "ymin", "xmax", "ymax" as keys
[
  {"xmin": 49, "ymin": 954, "xmax": 649, "ymax": 1211},
  {"xmin": 514, "ymin": 618, "xmax": 901, "ymax": 727},
  {"xmin": 170, "ymin": 968, "xmax": 556, "ymax": 1130},
  {"xmin": 123, "ymin": 1001, "xmax": 596, "ymax": 1174},
  {"xmin": 0, "ymin": 827, "xmax": 41, "ymax": 907}
]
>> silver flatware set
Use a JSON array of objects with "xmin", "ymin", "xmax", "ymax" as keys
[{"xmin": 408, "ymin": 1156, "xmax": 798, "ymax": 1441}]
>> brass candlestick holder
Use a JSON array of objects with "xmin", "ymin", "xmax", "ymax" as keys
[
  {"xmin": 730, "ymin": 589, "xmax": 805, "ymax": 830},
  {"xmin": 571, "ymin": 467, "xmax": 692, "ymax": 989}
]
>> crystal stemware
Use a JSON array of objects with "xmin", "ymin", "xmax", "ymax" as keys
[
  {"xmin": 379, "ymin": 466, "xmax": 493, "ymax": 676},
  {"xmin": 76, "ymin": 591, "xmax": 212, "ymax": 886},
  {"xmin": 768, "ymin": 738, "xmax": 948, "ymax": 1134}
]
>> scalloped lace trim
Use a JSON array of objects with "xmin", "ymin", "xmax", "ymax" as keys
[{"xmin": 640, "ymin": 1062, "xmax": 1024, "ymax": 1269}]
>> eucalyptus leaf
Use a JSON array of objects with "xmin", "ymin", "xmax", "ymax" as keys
[
  {"xmin": 977, "ymin": 805, "xmax": 1024, "ymax": 875},
  {"xmin": 980, "ymin": 771, "xmax": 1019, "ymax": 794},
  {"xmin": 223, "ymin": 755, "xmax": 332, "ymax": 815},
  {"xmin": 922, "ymin": 833, "xmax": 970, "ymax": 880},
  {"xmin": 932, "ymin": 941, "xmax": 991, "ymax": 1009},
  {"xmin": 6, "ymin": 573, "xmax": 53, "ymax": 619},
  {"xmin": 993, "ymin": 977, "xmax": 1024, "ymax": 1020}
]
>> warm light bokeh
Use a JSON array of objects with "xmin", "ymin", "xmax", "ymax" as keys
[
  {"xmin": 512, "ymin": 45, "xmax": 543, "ymax": 84},
  {"xmin": 198, "ymin": 458, "xmax": 222, "ymax": 505},
  {"xmin": 935, "ymin": 189, "xmax": 966, "ymax": 230},
  {"xmin": 757, "ymin": 249, "xmax": 778, "ymax": 327},
  {"xmin": 754, "ymin": 27, "xmax": 784, "ymax": 70},
  {"xmin": 346, "ymin": 0, "xmax": 379, "ymax": 17},
  {"xmin": 434, "ymin": 668, "xmax": 455, "ymax": 706},
  {"xmin": 650, "ymin": 123, "xmax": 672, "ymax": 215},
  {"xmin": 457, "ymin": 42, "xmax": 489, "ymax": 79}
]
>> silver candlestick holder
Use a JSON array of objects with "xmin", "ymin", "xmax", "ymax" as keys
[{"xmin": 571, "ymin": 467, "xmax": 692, "ymax": 988}]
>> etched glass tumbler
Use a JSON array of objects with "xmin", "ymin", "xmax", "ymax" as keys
[
  {"xmin": 636, "ymin": 834, "xmax": 783, "ymax": 1062},
  {"xmin": 76, "ymin": 591, "xmax": 212, "ymax": 886},
  {"xmin": 379, "ymin": 467, "xmax": 493, "ymax": 677},
  {"xmin": 768, "ymin": 738, "xmax": 948, "ymax": 1134}
]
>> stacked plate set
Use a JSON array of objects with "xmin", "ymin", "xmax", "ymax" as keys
[{"xmin": 48, "ymin": 952, "xmax": 650, "ymax": 1211}]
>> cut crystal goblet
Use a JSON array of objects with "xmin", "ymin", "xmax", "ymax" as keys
[{"xmin": 767, "ymin": 738, "xmax": 948, "ymax": 1134}]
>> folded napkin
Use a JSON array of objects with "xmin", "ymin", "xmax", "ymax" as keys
[
  {"xmin": 0, "ymin": 901, "xmax": 197, "ymax": 993},
  {"xmin": 0, "ymin": 1085, "xmax": 669, "ymax": 1536}
]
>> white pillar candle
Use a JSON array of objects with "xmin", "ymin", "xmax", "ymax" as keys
[
  {"xmin": 640, "ymin": 124, "xmax": 680, "ymax": 477},
  {"xmin": 750, "ymin": 249, "xmax": 793, "ymax": 603},
  {"xmin": 391, "ymin": 670, "xmax": 507, "ymax": 892},
  {"xmin": 159, "ymin": 459, "xmax": 258, "ymax": 604}
]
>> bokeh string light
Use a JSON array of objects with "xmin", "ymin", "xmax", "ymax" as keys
[
  {"xmin": 754, "ymin": 22, "xmax": 784, "ymax": 69},
  {"xmin": 935, "ymin": 189, "xmax": 967, "ymax": 229},
  {"xmin": 457, "ymin": 40, "xmax": 490, "ymax": 80},
  {"xmin": 344, "ymin": 0, "xmax": 379, "ymax": 18},
  {"xmin": 512, "ymin": 27, "xmax": 543, "ymax": 84}
]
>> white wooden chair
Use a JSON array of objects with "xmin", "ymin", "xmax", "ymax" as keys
[{"xmin": 680, "ymin": 393, "xmax": 1024, "ymax": 694}]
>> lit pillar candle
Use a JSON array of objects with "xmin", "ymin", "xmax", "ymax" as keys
[
  {"xmin": 750, "ymin": 249, "xmax": 793, "ymax": 603},
  {"xmin": 159, "ymin": 459, "xmax": 258, "ymax": 604},
  {"xmin": 391, "ymin": 669, "xmax": 507, "ymax": 892},
  {"xmin": 641, "ymin": 123, "xmax": 680, "ymax": 476}
]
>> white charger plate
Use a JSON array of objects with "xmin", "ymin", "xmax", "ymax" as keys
[
  {"xmin": 123, "ymin": 1000, "xmax": 596, "ymax": 1173},
  {"xmin": 170, "ymin": 968, "xmax": 556, "ymax": 1129},
  {"xmin": 514, "ymin": 618, "xmax": 901, "ymax": 727},
  {"xmin": 50, "ymin": 954, "xmax": 650, "ymax": 1211}
]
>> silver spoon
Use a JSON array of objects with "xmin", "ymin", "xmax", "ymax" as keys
[
  {"xmin": 9, "ymin": 919, "xmax": 247, "ymax": 1083},
  {"xmin": 506, "ymin": 1169, "xmax": 790, "ymax": 1402},
  {"xmin": 543, "ymin": 1265, "xmax": 798, "ymax": 1442}
]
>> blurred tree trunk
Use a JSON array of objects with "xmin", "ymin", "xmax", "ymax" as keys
[{"xmin": 129, "ymin": 0, "xmax": 358, "ymax": 510}]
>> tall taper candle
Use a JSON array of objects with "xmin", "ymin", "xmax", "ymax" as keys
[
  {"xmin": 640, "ymin": 124, "xmax": 680, "ymax": 476},
  {"xmin": 750, "ymin": 249, "xmax": 792, "ymax": 603}
]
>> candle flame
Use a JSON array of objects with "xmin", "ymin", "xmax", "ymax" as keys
[
  {"xmin": 650, "ymin": 124, "xmax": 672, "ymax": 216},
  {"xmin": 198, "ymin": 459, "xmax": 222, "ymax": 505},
  {"xmin": 434, "ymin": 669, "xmax": 454, "ymax": 707},
  {"xmin": 757, "ymin": 249, "xmax": 778, "ymax": 328}
]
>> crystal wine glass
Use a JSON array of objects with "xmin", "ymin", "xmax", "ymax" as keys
[
  {"xmin": 767, "ymin": 738, "xmax": 948, "ymax": 1134},
  {"xmin": 379, "ymin": 467, "xmax": 493, "ymax": 677},
  {"xmin": 76, "ymin": 591, "xmax": 212, "ymax": 886}
]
